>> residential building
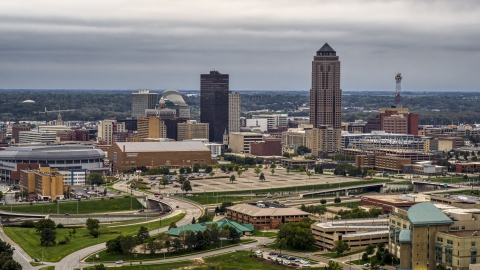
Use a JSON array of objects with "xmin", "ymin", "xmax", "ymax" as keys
[
  {"xmin": 251, "ymin": 114, "xmax": 288, "ymax": 129},
  {"xmin": 309, "ymin": 43, "xmax": 342, "ymax": 129},
  {"xmin": 311, "ymin": 125, "xmax": 342, "ymax": 155},
  {"xmin": 226, "ymin": 202, "xmax": 309, "ymax": 230},
  {"xmin": 97, "ymin": 119, "xmax": 126, "ymax": 145},
  {"xmin": 19, "ymin": 164, "xmax": 64, "ymax": 200},
  {"xmin": 229, "ymin": 92, "xmax": 241, "ymax": 133},
  {"xmin": 108, "ymin": 141, "xmax": 216, "ymax": 172},
  {"xmin": 228, "ymin": 132, "xmax": 264, "ymax": 154},
  {"xmin": 200, "ymin": 70, "xmax": 229, "ymax": 143},
  {"xmin": 177, "ymin": 120, "xmax": 209, "ymax": 141},
  {"xmin": 131, "ymin": 89, "xmax": 158, "ymax": 118}
]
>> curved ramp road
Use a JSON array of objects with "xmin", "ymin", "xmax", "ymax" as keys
[{"xmin": 55, "ymin": 181, "xmax": 203, "ymax": 270}]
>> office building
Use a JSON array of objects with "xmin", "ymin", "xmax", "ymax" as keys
[
  {"xmin": 228, "ymin": 132, "xmax": 264, "ymax": 154},
  {"xmin": 12, "ymin": 124, "xmax": 30, "ymax": 144},
  {"xmin": 131, "ymin": 90, "xmax": 158, "ymax": 118},
  {"xmin": 309, "ymin": 43, "xmax": 342, "ymax": 129},
  {"xmin": 177, "ymin": 120, "xmax": 209, "ymax": 141},
  {"xmin": 229, "ymin": 92, "xmax": 241, "ymax": 133},
  {"xmin": 250, "ymin": 138, "xmax": 282, "ymax": 156},
  {"xmin": 19, "ymin": 164, "xmax": 64, "ymax": 200},
  {"xmin": 251, "ymin": 114, "xmax": 288, "ymax": 129},
  {"xmin": 311, "ymin": 125, "xmax": 342, "ymax": 155},
  {"xmin": 136, "ymin": 116, "xmax": 166, "ymax": 139},
  {"xmin": 97, "ymin": 119, "xmax": 126, "ymax": 145},
  {"xmin": 200, "ymin": 70, "xmax": 229, "ymax": 143},
  {"xmin": 18, "ymin": 131, "xmax": 57, "ymax": 144},
  {"xmin": 59, "ymin": 169, "xmax": 87, "ymax": 186}
]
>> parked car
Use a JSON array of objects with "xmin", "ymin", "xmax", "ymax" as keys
[
  {"xmin": 138, "ymin": 209, "xmax": 145, "ymax": 212},
  {"xmin": 115, "ymin": 260, "xmax": 123, "ymax": 264}
]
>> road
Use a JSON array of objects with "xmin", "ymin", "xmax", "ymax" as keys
[
  {"xmin": 54, "ymin": 180, "xmax": 204, "ymax": 270},
  {"xmin": 0, "ymin": 227, "xmax": 36, "ymax": 270}
]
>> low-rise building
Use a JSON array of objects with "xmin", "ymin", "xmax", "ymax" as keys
[
  {"xmin": 311, "ymin": 218, "xmax": 389, "ymax": 251},
  {"xmin": 226, "ymin": 202, "xmax": 309, "ymax": 230},
  {"xmin": 361, "ymin": 194, "xmax": 428, "ymax": 213},
  {"xmin": 58, "ymin": 169, "xmax": 87, "ymax": 186},
  {"xmin": 177, "ymin": 120, "xmax": 209, "ymax": 141},
  {"xmin": 228, "ymin": 132, "xmax": 264, "ymax": 154}
]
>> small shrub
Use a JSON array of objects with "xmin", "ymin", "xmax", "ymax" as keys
[
  {"xmin": 101, "ymin": 197, "xmax": 104, "ymax": 200},
  {"xmin": 362, "ymin": 252, "xmax": 368, "ymax": 261},
  {"xmin": 58, "ymin": 240, "xmax": 67, "ymax": 245},
  {"xmin": 21, "ymin": 220, "xmax": 35, "ymax": 228},
  {"xmin": 90, "ymin": 229, "xmax": 99, "ymax": 238},
  {"xmin": 57, "ymin": 223, "xmax": 64, "ymax": 228},
  {"xmin": 109, "ymin": 197, "xmax": 114, "ymax": 199}
]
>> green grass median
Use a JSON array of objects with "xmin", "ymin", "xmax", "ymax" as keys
[
  {"xmin": 3, "ymin": 213, "xmax": 185, "ymax": 262},
  {"xmin": 0, "ymin": 197, "xmax": 143, "ymax": 214}
]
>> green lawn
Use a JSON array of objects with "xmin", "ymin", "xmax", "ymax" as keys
[
  {"xmin": 319, "ymin": 249, "xmax": 365, "ymax": 258},
  {"xmin": 39, "ymin": 267, "xmax": 55, "ymax": 270},
  {"xmin": 186, "ymin": 195, "xmax": 253, "ymax": 205},
  {"xmin": 265, "ymin": 242, "xmax": 317, "ymax": 253},
  {"xmin": 388, "ymin": 181, "xmax": 412, "ymax": 185},
  {"xmin": 85, "ymin": 239, "xmax": 255, "ymax": 262},
  {"xmin": 3, "ymin": 213, "xmax": 185, "ymax": 262},
  {"xmin": 84, "ymin": 250, "xmax": 324, "ymax": 270},
  {"xmin": 333, "ymin": 201, "xmax": 361, "ymax": 208},
  {"xmin": 349, "ymin": 258, "xmax": 370, "ymax": 265},
  {"xmin": 251, "ymin": 230, "xmax": 278, "ymax": 237},
  {"xmin": 0, "ymin": 197, "xmax": 143, "ymax": 214}
]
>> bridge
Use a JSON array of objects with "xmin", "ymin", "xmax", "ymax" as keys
[
  {"xmin": 299, "ymin": 183, "xmax": 385, "ymax": 198},
  {"xmin": 412, "ymin": 181, "xmax": 450, "ymax": 187},
  {"xmin": 0, "ymin": 210, "xmax": 47, "ymax": 219}
]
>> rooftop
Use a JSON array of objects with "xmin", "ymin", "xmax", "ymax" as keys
[
  {"xmin": 227, "ymin": 203, "xmax": 309, "ymax": 217},
  {"xmin": 407, "ymin": 202, "xmax": 454, "ymax": 226},
  {"xmin": 114, "ymin": 141, "xmax": 209, "ymax": 152}
]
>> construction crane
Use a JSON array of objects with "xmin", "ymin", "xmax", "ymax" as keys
[
  {"xmin": 37, "ymin": 107, "xmax": 76, "ymax": 114},
  {"xmin": 394, "ymin": 73, "xmax": 402, "ymax": 108}
]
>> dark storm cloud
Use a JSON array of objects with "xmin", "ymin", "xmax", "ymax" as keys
[{"xmin": 0, "ymin": 0, "xmax": 479, "ymax": 91}]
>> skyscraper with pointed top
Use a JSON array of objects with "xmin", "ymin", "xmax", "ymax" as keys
[{"xmin": 309, "ymin": 43, "xmax": 342, "ymax": 129}]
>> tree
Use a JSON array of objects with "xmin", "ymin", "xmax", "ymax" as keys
[
  {"xmin": 253, "ymin": 167, "xmax": 261, "ymax": 176},
  {"xmin": 259, "ymin": 173, "xmax": 265, "ymax": 181},
  {"xmin": 205, "ymin": 166, "xmax": 213, "ymax": 173},
  {"xmin": 86, "ymin": 218, "xmax": 100, "ymax": 232},
  {"xmin": 178, "ymin": 174, "xmax": 186, "ymax": 184},
  {"xmin": 236, "ymin": 170, "xmax": 243, "ymax": 178},
  {"xmin": 297, "ymin": 145, "xmax": 311, "ymax": 155},
  {"xmin": 193, "ymin": 163, "xmax": 200, "ymax": 173},
  {"xmin": 179, "ymin": 167, "xmax": 186, "ymax": 174},
  {"xmin": 219, "ymin": 202, "xmax": 234, "ymax": 212},
  {"xmin": 208, "ymin": 223, "xmax": 221, "ymax": 247},
  {"xmin": 286, "ymin": 166, "xmax": 291, "ymax": 174},
  {"xmin": 40, "ymin": 228, "xmax": 57, "ymax": 246},
  {"xmin": 366, "ymin": 244, "xmax": 375, "ymax": 255},
  {"xmin": 35, "ymin": 219, "xmax": 56, "ymax": 233},
  {"xmin": 276, "ymin": 220, "xmax": 315, "ymax": 249},
  {"xmin": 362, "ymin": 252, "xmax": 369, "ymax": 261},
  {"xmin": 0, "ymin": 240, "xmax": 14, "ymax": 256},
  {"xmin": 209, "ymin": 172, "xmax": 215, "ymax": 178},
  {"xmin": 327, "ymin": 260, "xmax": 344, "ymax": 270},
  {"xmin": 160, "ymin": 176, "xmax": 169, "ymax": 188},
  {"xmin": 181, "ymin": 180, "xmax": 192, "ymax": 193},
  {"xmin": 185, "ymin": 167, "xmax": 192, "ymax": 174},
  {"xmin": 320, "ymin": 199, "xmax": 327, "ymax": 205},
  {"xmin": 2, "ymin": 259, "xmax": 22, "ymax": 270},
  {"xmin": 168, "ymin": 222, "xmax": 177, "ymax": 229},
  {"xmin": 314, "ymin": 164, "xmax": 323, "ymax": 174},
  {"xmin": 332, "ymin": 240, "xmax": 350, "ymax": 257},
  {"xmin": 94, "ymin": 264, "xmax": 107, "ymax": 270},
  {"xmin": 228, "ymin": 226, "xmax": 241, "ymax": 242},
  {"xmin": 306, "ymin": 171, "xmax": 312, "ymax": 178},
  {"xmin": 192, "ymin": 217, "xmax": 196, "ymax": 224},
  {"xmin": 283, "ymin": 152, "xmax": 290, "ymax": 158},
  {"xmin": 172, "ymin": 238, "xmax": 183, "ymax": 253},
  {"xmin": 276, "ymin": 238, "xmax": 287, "ymax": 255},
  {"xmin": 120, "ymin": 235, "xmax": 137, "ymax": 254},
  {"xmin": 87, "ymin": 173, "xmax": 104, "ymax": 186},
  {"xmin": 334, "ymin": 197, "xmax": 341, "ymax": 204},
  {"xmin": 271, "ymin": 168, "xmax": 275, "ymax": 175},
  {"xmin": 137, "ymin": 226, "xmax": 150, "ymax": 243}
]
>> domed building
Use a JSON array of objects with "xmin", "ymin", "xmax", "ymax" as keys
[{"xmin": 161, "ymin": 89, "xmax": 190, "ymax": 119}]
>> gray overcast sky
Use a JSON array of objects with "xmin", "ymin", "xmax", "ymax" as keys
[{"xmin": 1, "ymin": 0, "xmax": 479, "ymax": 91}]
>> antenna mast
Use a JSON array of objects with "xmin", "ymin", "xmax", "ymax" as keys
[{"xmin": 394, "ymin": 73, "xmax": 402, "ymax": 108}]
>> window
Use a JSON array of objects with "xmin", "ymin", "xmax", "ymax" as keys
[
  {"xmin": 472, "ymin": 249, "xmax": 477, "ymax": 264},
  {"xmin": 437, "ymin": 237, "xmax": 443, "ymax": 242},
  {"xmin": 435, "ymin": 244, "xmax": 443, "ymax": 262},
  {"xmin": 472, "ymin": 242, "xmax": 476, "ymax": 247},
  {"xmin": 447, "ymin": 240, "xmax": 453, "ymax": 245},
  {"xmin": 445, "ymin": 247, "xmax": 453, "ymax": 266}
]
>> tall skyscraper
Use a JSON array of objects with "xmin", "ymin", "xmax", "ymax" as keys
[
  {"xmin": 131, "ymin": 90, "xmax": 158, "ymax": 118},
  {"xmin": 228, "ymin": 92, "xmax": 241, "ymax": 133},
  {"xmin": 309, "ymin": 43, "xmax": 342, "ymax": 129},
  {"xmin": 200, "ymin": 70, "xmax": 229, "ymax": 142}
]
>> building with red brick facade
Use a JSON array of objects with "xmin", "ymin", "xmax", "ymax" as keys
[
  {"xmin": 249, "ymin": 138, "xmax": 282, "ymax": 156},
  {"xmin": 226, "ymin": 203, "xmax": 309, "ymax": 230}
]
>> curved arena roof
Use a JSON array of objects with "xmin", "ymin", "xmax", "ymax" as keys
[
  {"xmin": 162, "ymin": 89, "xmax": 187, "ymax": 105},
  {"xmin": 0, "ymin": 145, "xmax": 105, "ymax": 161}
]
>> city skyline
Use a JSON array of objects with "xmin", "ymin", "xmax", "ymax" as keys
[{"xmin": 1, "ymin": 1, "xmax": 479, "ymax": 91}]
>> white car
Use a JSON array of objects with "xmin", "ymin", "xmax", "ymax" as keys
[{"xmin": 115, "ymin": 260, "xmax": 123, "ymax": 264}]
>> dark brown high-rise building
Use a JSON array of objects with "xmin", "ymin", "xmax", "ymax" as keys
[
  {"xmin": 309, "ymin": 43, "xmax": 342, "ymax": 129},
  {"xmin": 200, "ymin": 70, "xmax": 229, "ymax": 142}
]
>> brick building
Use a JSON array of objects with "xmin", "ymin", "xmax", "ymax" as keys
[
  {"xmin": 226, "ymin": 202, "xmax": 309, "ymax": 230},
  {"xmin": 250, "ymin": 138, "xmax": 282, "ymax": 156},
  {"xmin": 108, "ymin": 141, "xmax": 216, "ymax": 172}
]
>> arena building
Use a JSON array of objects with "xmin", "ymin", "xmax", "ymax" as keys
[
  {"xmin": 0, "ymin": 145, "xmax": 105, "ymax": 184},
  {"xmin": 108, "ymin": 141, "xmax": 216, "ymax": 172}
]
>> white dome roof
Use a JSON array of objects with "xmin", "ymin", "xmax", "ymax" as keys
[{"xmin": 162, "ymin": 90, "xmax": 186, "ymax": 105}]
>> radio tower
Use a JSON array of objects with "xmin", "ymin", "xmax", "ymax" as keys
[{"xmin": 394, "ymin": 72, "xmax": 402, "ymax": 108}]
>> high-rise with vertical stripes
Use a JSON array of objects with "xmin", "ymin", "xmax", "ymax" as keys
[{"xmin": 309, "ymin": 43, "xmax": 342, "ymax": 129}]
